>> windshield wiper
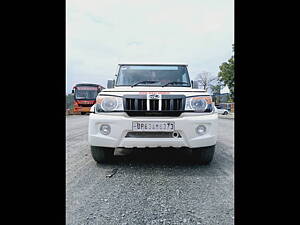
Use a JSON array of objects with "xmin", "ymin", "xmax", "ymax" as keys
[
  {"xmin": 162, "ymin": 81, "xmax": 189, "ymax": 87},
  {"xmin": 131, "ymin": 80, "xmax": 160, "ymax": 87}
]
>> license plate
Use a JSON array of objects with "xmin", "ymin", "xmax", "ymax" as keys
[{"xmin": 132, "ymin": 121, "xmax": 175, "ymax": 132}]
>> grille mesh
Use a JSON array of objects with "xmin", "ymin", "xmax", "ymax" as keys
[
  {"xmin": 124, "ymin": 97, "xmax": 184, "ymax": 111},
  {"xmin": 125, "ymin": 132, "xmax": 182, "ymax": 138},
  {"xmin": 124, "ymin": 95, "xmax": 185, "ymax": 117}
]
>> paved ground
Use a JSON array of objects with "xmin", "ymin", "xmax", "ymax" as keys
[
  {"xmin": 218, "ymin": 113, "xmax": 234, "ymax": 120},
  {"xmin": 66, "ymin": 115, "xmax": 234, "ymax": 225}
]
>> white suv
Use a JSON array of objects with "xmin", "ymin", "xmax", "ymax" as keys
[
  {"xmin": 216, "ymin": 106, "xmax": 229, "ymax": 115},
  {"xmin": 88, "ymin": 63, "xmax": 218, "ymax": 164}
]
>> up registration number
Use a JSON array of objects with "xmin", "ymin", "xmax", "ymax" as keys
[{"xmin": 132, "ymin": 121, "xmax": 175, "ymax": 132}]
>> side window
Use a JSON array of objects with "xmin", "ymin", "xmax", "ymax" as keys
[{"xmin": 181, "ymin": 72, "xmax": 188, "ymax": 82}]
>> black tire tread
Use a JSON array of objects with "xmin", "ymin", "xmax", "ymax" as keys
[
  {"xmin": 192, "ymin": 145, "xmax": 215, "ymax": 165},
  {"xmin": 91, "ymin": 146, "xmax": 114, "ymax": 163}
]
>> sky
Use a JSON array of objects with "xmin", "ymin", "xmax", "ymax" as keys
[{"xmin": 66, "ymin": 0, "xmax": 234, "ymax": 94}]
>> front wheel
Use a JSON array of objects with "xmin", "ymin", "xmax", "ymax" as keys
[
  {"xmin": 192, "ymin": 145, "xmax": 215, "ymax": 165},
  {"xmin": 90, "ymin": 146, "xmax": 115, "ymax": 163},
  {"xmin": 223, "ymin": 111, "xmax": 228, "ymax": 115},
  {"xmin": 81, "ymin": 112, "xmax": 86, "ymax": 115}
]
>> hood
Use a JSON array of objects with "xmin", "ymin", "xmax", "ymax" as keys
[{"xmin": 100, "ymin": 86, "xmax": 210, "ymax": 97}]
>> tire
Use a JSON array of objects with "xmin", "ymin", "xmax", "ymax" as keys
[
  {"xmin": 192, "ymin": 145, "xmax": 215, "ymax": 165},
  {"xmin": 81, "ymin": 112, "xmax": 86, "ymax": 115},
  {"xmin": 90, "ymin": 146, "xmax": 115, "ymax": 163},
  {"xmin": 223, "ymin": 111, "xmax": 228, "ymax": 115}
]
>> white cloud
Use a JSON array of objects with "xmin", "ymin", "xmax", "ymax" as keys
[{"xmin": 66, "ymin": 0, "xmax": 234, "ymax": 93}]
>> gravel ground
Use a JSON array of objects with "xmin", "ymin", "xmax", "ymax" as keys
[{"xmin": 66, "ymin": 115, "xmax": 234, "ymax": 225}]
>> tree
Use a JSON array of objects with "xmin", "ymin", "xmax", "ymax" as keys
[
  {"xmin": 195, "ymin": 71, "xmax": 217, "ymax": 91},
  {"xmin": 66, "ymin": 94, "xmax": 74, "ymax": 109},
  {"xmin": 210, "ymin": 82, "xmax": 222, "ymax": 95},
  {"xmin": 218, "ymin": 56, "xmax": 234, "ymax": 100},
  {"xmin": 210, "ymin": 82, "xmax": 223, "ymax": 104}
]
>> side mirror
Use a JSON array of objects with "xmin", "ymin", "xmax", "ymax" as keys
[
  {"xmin": 192, "ymin": 80, "xmax": 199, "ymax": 89},
  {"xmin": 71, "ymin": 89, "xmax": 74, "ymax": 94},
  {"xmin": 107, "ymin": 80, "xmax": 115, "ymax": 89}
]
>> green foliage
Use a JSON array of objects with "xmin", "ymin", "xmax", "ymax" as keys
[
  {"xmin": 210, "ymin": 83, "xmax": 222, "ymax": 104},
  {"xmin": 210, "ymin": 83, "xmax": 222, "ymax": 95},
  {"xmin": 218, "ymin": 56, "xmax": 234, "ymax": 100},
  {"xmin": 66, "ymin": 94, "xmax": 74, "ymax": 109},
  {"xmin": 227, "ymin": 96, "xmax": 233, "ymax": 103}
]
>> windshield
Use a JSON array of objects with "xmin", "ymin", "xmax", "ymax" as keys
[
  {"xmin": 116, "ymin": 65, "xmax": 191, "ymax": 87},
  {"xmin": 75, "ymin": 87, "xmax": 98, "ymax": 99}
]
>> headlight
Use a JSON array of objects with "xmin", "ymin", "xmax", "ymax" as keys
[
  {"xmin": 185, "ymin": 96, "xmax": 212, "ymax": 112},
  {"xmin": 95, "ymin": 96, "xmax": 124, "ymax": 112}
]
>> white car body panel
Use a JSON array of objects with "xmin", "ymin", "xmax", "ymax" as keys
[
  {"xmin": 217, "ymin": 108, "xmax": 229, "ymax": 115},
  {"xmin": 88, "ymin": 63, "xmax": 218, "ymax": 149},
  {"xmin": 101, "ymin": 86, "xmax": 206, "ymax": 93},
  {"xmin": 88, "ymin": 112, "xmax": 217, "ymax": 148},
  {"xmin": 118, "ymin": 62, "xmax": 188, "ymax": 66}
]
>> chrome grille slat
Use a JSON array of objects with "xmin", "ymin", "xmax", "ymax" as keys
[{"xmin": 123, "ymin": 95, "xmax": 185, "ymax": 116}]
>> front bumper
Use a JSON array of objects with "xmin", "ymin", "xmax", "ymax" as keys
[
  {"xmin": 88, "ymin": 112, "xmax": 218, "ymax": 148},
  {"xmin": 73, "ymin": 106, "xmax": 91, "ymax": 112}
]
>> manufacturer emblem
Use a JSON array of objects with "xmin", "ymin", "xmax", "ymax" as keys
[
  {"xmin": 147, "ymin": 94, "xmax": 162, "ymax": 100},
  {"xmin": 149, "ymin": 94, "xmax": 160, "ymax": 99},
  {"xmin": 147, "ymin": 94, "xmax": 162, "ymax": 111}
]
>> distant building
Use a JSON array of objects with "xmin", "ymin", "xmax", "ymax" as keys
[
  {"xmin": 220, "ymin": 85, "xmax": 230, "ymax": 94},
  {"xmin": 212, "ymin": 93, "xmax": 230, "ymax": 103}
]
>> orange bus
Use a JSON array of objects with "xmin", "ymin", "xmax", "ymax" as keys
[{"xmin": 72, "ymin": 83, "xmax": 104, "ymax": 115}]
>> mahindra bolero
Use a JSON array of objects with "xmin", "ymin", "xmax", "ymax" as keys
[{"xmin": 88, "ymin": 63, "xmax": 218, "ymax": 164}]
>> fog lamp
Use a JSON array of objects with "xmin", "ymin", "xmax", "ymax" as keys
[
  {"xmin": 196, "ymin": 125, "xmax": 206, "ymax": 135},
  {"xmin": 100, "ymin": 124, "xmax": 111, "ymax": 135}
]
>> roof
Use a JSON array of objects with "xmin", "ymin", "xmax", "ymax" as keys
[
  {"xmin": 118, "ymin": 62, "xmax": 188, "ymax": 66},
  {"xmin": 75, "ymin": 83, "xmax": 102, "ymax": 87}
]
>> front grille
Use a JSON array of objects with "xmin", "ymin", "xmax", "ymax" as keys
[
  {"xmin": 125, "ymin": 98, "xmax": 147, "ymax": 111},
  {"xmin": 161, "ymin": 99, "xmax": 183, "ymax": 111},
  {"xmin": 124, "ymin": 95, "xmax": 185, "ymax": 117},
  {"xmin": 150, "ymin": 99, "xmax": 159, "ymax": 110}
]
